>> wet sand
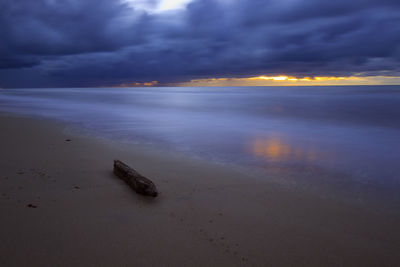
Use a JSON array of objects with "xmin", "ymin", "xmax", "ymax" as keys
[{"xmin": 0, "ymin": 114, "xmax": 399, "ymax": 266}]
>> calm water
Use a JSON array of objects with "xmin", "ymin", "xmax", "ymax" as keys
[{"xmin": 1, "ymin": 86, "xmax": 400, "ymax": 202}]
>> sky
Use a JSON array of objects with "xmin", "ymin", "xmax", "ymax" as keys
[{"xmin": 1, "ymin": 0, "xmax": 400, "ymax": 88}]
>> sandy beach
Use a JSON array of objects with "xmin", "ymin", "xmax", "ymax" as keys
[{"xmin": 1, "ymin": 113, "xmax": 400, "ymax": 266}]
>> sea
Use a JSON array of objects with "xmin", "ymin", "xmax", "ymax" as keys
[{"xmin": 1, "ymin": 86, "xmax": 400, "ymax": 207}]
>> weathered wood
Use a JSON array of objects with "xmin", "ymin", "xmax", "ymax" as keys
[{"xmin": 113, "ymin": 160, "xmax": 158, "ymax": 197}]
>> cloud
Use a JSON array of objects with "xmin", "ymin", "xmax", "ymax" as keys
[{"xmin": 0, "ymin": 0, "xmax": 400, "ymax": 87}]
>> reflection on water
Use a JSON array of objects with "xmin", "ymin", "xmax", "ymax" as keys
[
  {"xmin": 250, "ymin": 136, "xmax": 317, "ymax": 163},
  {"xmin": 1, "ymin": 86, "xmax": 400, "ymax": 201}
]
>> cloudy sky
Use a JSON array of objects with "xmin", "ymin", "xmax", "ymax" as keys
[{"xmin": 1, "ymin": 0, "xmax": 400, "ymax": 88}]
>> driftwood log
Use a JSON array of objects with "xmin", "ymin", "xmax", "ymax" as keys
[{"xmin": 113, "ymin": 160, "xmax": 158, "ymax": 197}]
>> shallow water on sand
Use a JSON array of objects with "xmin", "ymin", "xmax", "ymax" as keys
[{"xmin": 1, "ymin": 86, "xmax": 400, "ymax": 203}]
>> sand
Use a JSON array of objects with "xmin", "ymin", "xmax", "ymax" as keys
[{"xmin": 0, "ymin": 113, "xmax": 399, "ymax": 266}]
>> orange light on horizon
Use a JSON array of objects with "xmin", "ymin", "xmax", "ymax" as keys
[
  {"xmin": 248, "ymin": 75, "xmax": 363, "ymax": 82},
  {"xmin": 177, "ymin": 74, "xmax": 400, "ymax": 86},
  {"xmin": 104, "ymin": 75, "xmax": 400, "ymax": 88},
  {"xmin": 249, "ymin": 75, "xmax": 289, "ymax": 81}
]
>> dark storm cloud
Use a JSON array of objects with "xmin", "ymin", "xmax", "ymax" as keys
[
  {"xmin": 1, "ymin": 0, "xmax": 400, "ymax": 87},
  {"xmin": 0, "ymin": 0, "xmax": 147, "ymax": 57}
]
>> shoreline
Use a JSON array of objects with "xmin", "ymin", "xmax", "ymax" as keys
[
  {"xmin": 55, "ymin": 112, "xmax": 400, "ymax": 215},
  {"xmin": 1, "ymin": 113, "xmax": 400, "ymax": 266}
]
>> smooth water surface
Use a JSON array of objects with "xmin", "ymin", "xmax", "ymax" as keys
[{"xmin": 1, "ymin": 86, "xmax": 400, "ymax": 201}]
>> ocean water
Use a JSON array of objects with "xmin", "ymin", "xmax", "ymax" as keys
[{"xmin": 1, "ymin": 86, "xmax": 400, "ymax": 203}]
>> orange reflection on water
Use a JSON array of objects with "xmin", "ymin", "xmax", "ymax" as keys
[{"xmin": 251, "ymin": 137, "xmax": 317, "ymax": 162}]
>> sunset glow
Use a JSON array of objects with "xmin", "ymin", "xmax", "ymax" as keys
[
  {"xmin": 1, "ymin": 0, "xmax": 400, "ymax": 265},
  {"xmin": 177, "ymin": 75, "xmax": 400, "ymax": 87}
]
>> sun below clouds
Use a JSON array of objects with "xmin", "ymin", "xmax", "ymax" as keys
[
  {"xmin": 1, "ymin": 0, "xmax": 400, "ymax": 87},
  {"xmin": 176, "ymin": 75, "xmax": 400, "ymax": 87}
]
